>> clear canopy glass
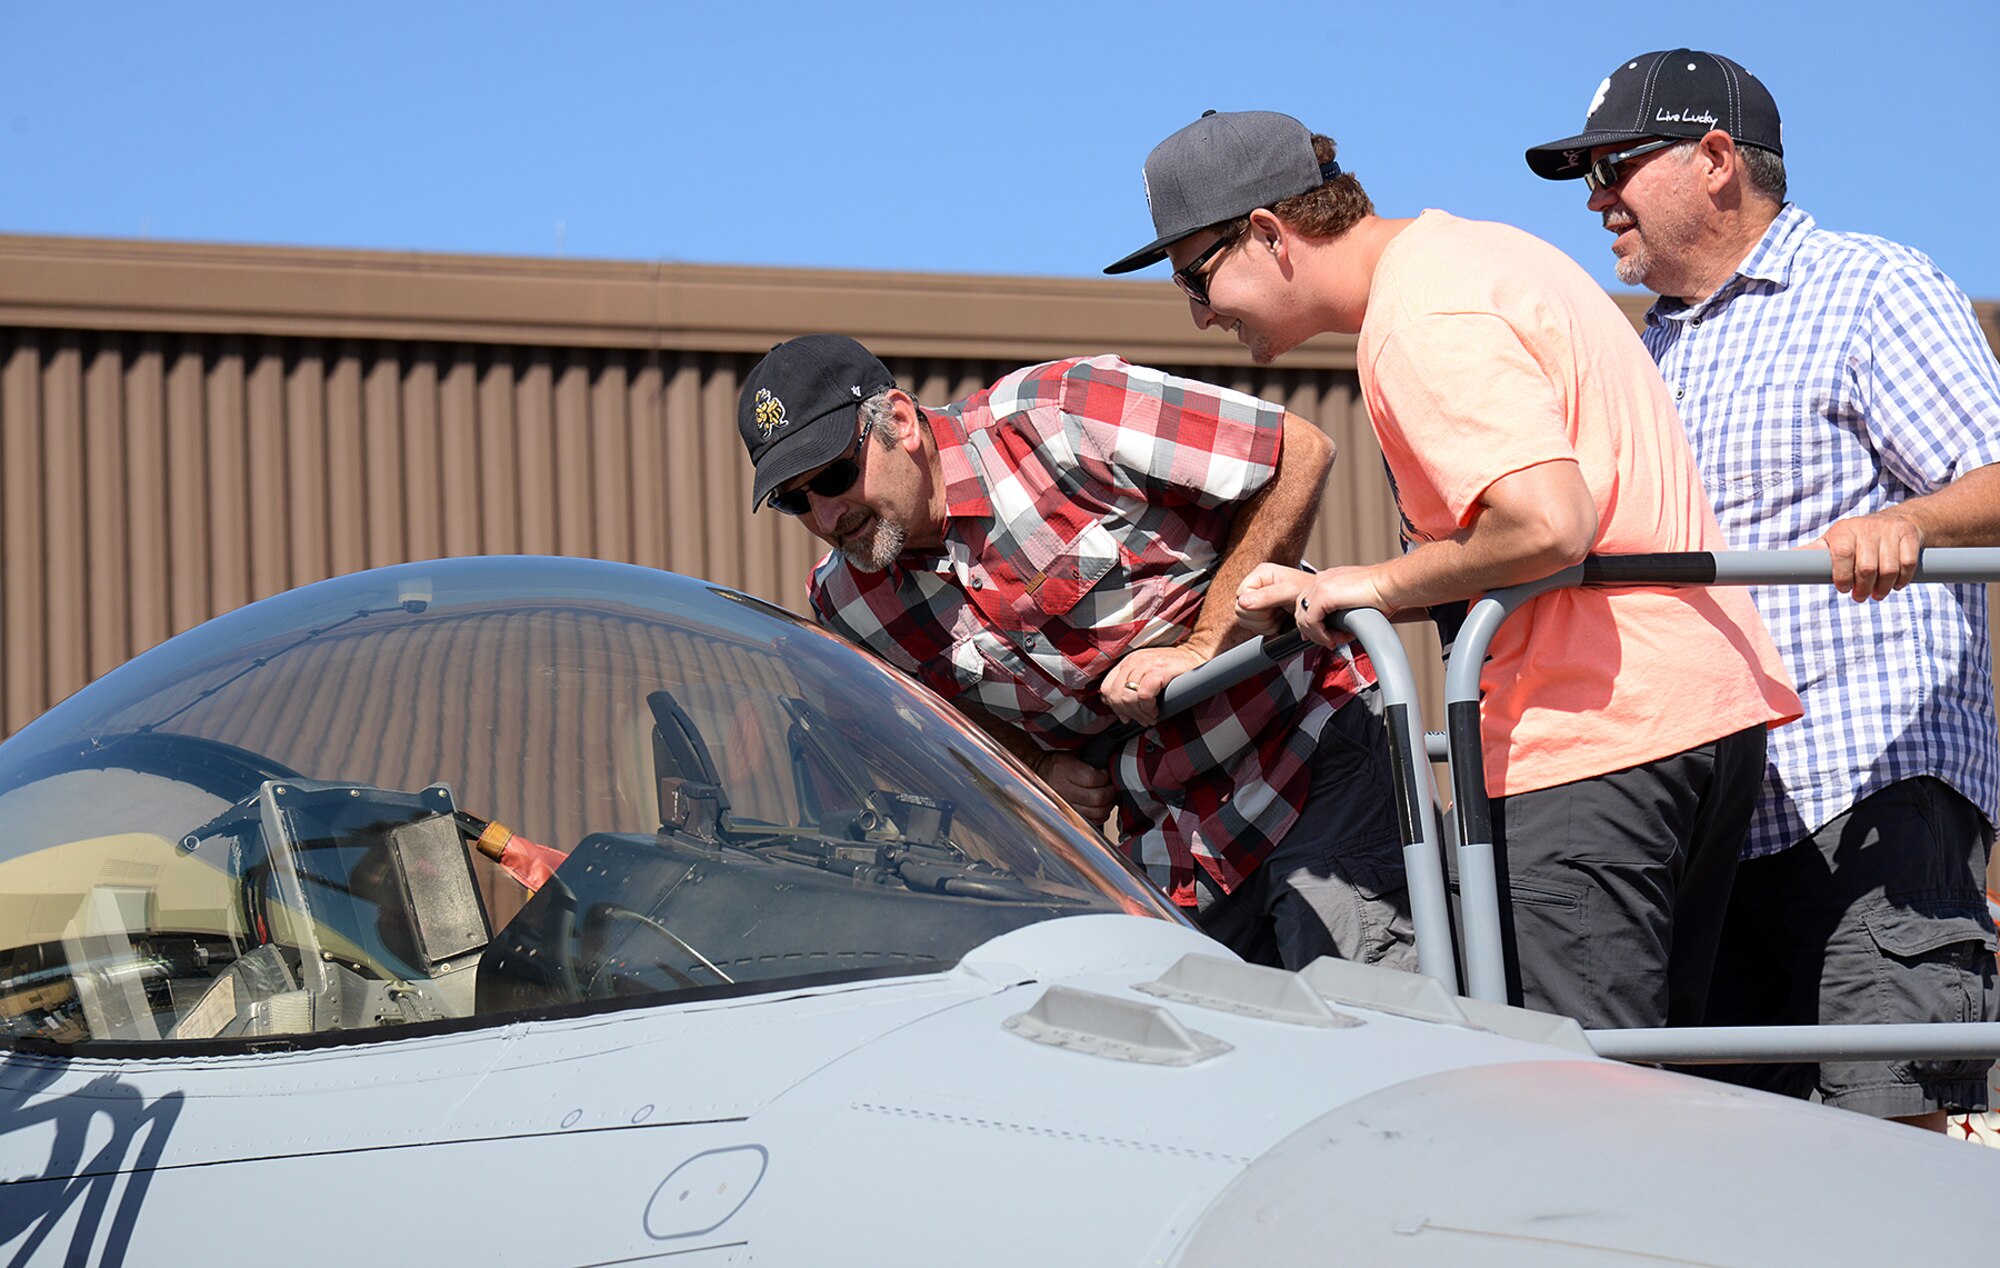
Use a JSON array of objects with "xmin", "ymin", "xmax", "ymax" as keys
[{"xmin": 0, "ymin": 558, "xmax": 1173, "ymax": 1049}]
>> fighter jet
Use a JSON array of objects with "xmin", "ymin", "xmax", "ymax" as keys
[{"xmin": 2, "ymin": 556, "xmax": 1993, "ymax": 1266}]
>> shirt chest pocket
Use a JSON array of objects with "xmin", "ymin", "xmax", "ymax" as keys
[
  {"xmin": 1013, "ymin": 521, "xmax": 1122, "ymax": 619},
  {"xmin": 949, "ymin": 626, "xmax": 1036, "ymax": 693},
  {"xmin": 1693, "ymin": 382, "xmax": 1812, "ymax": 521}
]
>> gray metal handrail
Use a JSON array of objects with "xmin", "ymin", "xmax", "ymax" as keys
[
  {"xmin": 1445, "ymin": 547, "xmax": 2000, "ymax": 1062},
  {"xmin": 1088, "ymin": 617, "xmax": 1458, "ymax": 990},
  {"xmin": 1591, "ymin": 1023, "xmax": 2000, "ymax": 1064}
]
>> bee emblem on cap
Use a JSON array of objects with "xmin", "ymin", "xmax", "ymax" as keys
[{"xmin": 753, "ymin": 388, "xmax": 788, "ymax": 438}]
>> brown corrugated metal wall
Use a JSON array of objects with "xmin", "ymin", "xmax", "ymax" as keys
[
  {"xmin": 1, "ymin": 235, "xmax": 1994, "ymax": 744},
  {"xmin": 0, "ymin": 236, "xmax": 1412, "ymax": 737}
]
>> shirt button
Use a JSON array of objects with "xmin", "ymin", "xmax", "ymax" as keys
[
  {"xmin": 969, "ymin": 577, "xmax": 983, "ymax": 590},
  {"xmin": 1691, "ymin": 317, "xmax": 1702, "ymax": 327},
  {"xmin": 1676, "ymin": 388, "xmax": 1686, "ymax": 400}
]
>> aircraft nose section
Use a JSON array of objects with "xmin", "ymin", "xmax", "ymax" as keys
[{"xmin": 1171, "ymin": 1058, "xmax": 2000, "ymax": 1266}]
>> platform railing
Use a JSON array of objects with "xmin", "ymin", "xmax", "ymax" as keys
[
  {"xmin": 1442, "ymin": 548, "xmax": 2000, "ymax": 1064},
  {"xmin": 1139, "ymin": 548, "xmax": 2000, "ymax": 1065}
]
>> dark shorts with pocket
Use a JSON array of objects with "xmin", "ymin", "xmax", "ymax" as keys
[
  {"xmin": 1483, "ymin": 725, "xmax": 1768, "ymax": 1030},
  {"xmin": 1701, "ymin": 776, "xmax": 1998, "ymax": 1118}
]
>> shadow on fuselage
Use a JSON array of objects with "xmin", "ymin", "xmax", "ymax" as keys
[{"xmin": 0, "ymin": 1056, "xmax": 182, "ymax": 1267}]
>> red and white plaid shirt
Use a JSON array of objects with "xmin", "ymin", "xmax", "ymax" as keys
[{"xmin": 809, "ymin": 356, "xmax": 1371, "ymax": 907}]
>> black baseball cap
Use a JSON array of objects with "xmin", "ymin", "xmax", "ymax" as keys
[
  {"xmin": 1104, "ymin": 109, "xmax": 1341, "ymax": 275},
  {"xmin": 1526, "ymin": 49, "xmax": 1783, "ymax": 180},
  {"xmin": 738, "ymin": 334, "xmax": 896, "ymax": 510}
]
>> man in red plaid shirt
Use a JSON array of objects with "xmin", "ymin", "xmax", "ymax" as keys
[{"xmin": 737, "ymin": 333, "xmax": 1413, "ymax": 971}]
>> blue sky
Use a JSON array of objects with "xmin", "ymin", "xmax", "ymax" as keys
[{"xmin": 4, "ymin": 1, "xmax": 1996, "ymax": 298}]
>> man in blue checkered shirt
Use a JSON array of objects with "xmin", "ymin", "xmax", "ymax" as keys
[{"xmin": 1530, "ymin": 49, "xmax": 2000, "ymax": 1128}]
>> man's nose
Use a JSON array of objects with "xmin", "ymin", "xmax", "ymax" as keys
[
  {"xmin": 809, "ymin": 491, "xmax": 844, "ymax": 536},
  {"xmin": 1586, "ymin": 183, "xmax": 1616, "ymax": 213},
  {"xmin": 1189, "ymin": 295, "xmax": 1219, "ymax": 329}
]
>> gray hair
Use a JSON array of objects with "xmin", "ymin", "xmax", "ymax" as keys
[
  {"xmin": 858, "ymin": 389, "xmax": 900, "ymax": 447},
  {"xmin": 859, "ymin": 387, "xmax": 934, "ymax": 452},
  {"xmin": 1739, "ymin": 145, "xmax": 1788, "ymax": 204},
  {"xmin": 1669, "ymin": 138, "xmax": 1787, "ymax": 205}
]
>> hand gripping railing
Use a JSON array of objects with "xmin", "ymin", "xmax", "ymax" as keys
[
  {"xmin": 1081, "ymin": 616, "xmax": 1459, "ymax": 990},
  {"xmin": 1446, "ymin": 547, "xmax": 2000, "ymax": 1064}
]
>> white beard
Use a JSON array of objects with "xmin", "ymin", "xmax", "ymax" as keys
[{"xmin": 838, "ymin": 518, "xmax": 908, "ymax": 572}]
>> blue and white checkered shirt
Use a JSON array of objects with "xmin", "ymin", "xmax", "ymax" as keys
[{"xmin": 1644, "ymin": 204, "xmax": 2000, "ymax": 858}]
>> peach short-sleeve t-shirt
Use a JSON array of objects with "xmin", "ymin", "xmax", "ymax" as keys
[{"xmin": 1357, "ymin": 211, "xmax": 1799, "ymax": 797}]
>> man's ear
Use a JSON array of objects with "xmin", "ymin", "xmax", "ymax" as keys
[
  {"xmin": 892, "ymin": 391, "xmax": 924, "ymax": 453},
  {"xmin": 1247, "ymin": 207, "xmax": 1287, "ymax": 261},
  {"xmin": 1698, "ymin": 129, "xmax": 1738, "ymax": 197}
]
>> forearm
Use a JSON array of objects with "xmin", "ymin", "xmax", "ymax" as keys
[
  {"xmin": 957, "ymin": 700, "xmax": 1048, "ymax": 772},
  {"xmin": 1372, "ymin": 524, "xmax": 1584, "ymax": 612},
  {"xmin": 960, "ymin": 700, "xmax": 1116, "ymax": 826},
  {"xmin": 1880, "ymin": 462, "xmax": 2000, "ymax": 546},
  {"xmin": 1369, "ymin": 459, "xmax": 1596, "ymax": 612},
  {"xmin": 1185, "ymin": 415, "xmax": 1334, "ymax": 657}
]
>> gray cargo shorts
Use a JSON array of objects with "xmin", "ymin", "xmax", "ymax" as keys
[{"xmin": 1702, "ymin": 776, "xmax": 1999, "ymax": 1118}]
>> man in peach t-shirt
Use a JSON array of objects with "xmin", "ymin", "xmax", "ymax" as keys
[{"xmin": 1106, "ymin": 110, "xmax": 1799, "ymax": 1028}]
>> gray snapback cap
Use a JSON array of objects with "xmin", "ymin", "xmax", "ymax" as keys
[{"xmin": 1104, "ymin": 110, "xmax": 1332, "ymax": 275}]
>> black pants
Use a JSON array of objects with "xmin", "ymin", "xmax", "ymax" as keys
[{"xmin": 1487, "ymin": 725, "xmax": 1766, "ymax": 1030}]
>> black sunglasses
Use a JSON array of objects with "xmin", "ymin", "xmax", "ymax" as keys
[
  {"xmin": 1171, "ymin": 224, "xmax": 1246, "ymax": 308},
  {"xmin": 1584, "ymin": 138, "xmax": 1680, "ymax": 193},
  {"xmin": 766, "ymin": 417, "xmax": 876, "ymax": 516}
]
